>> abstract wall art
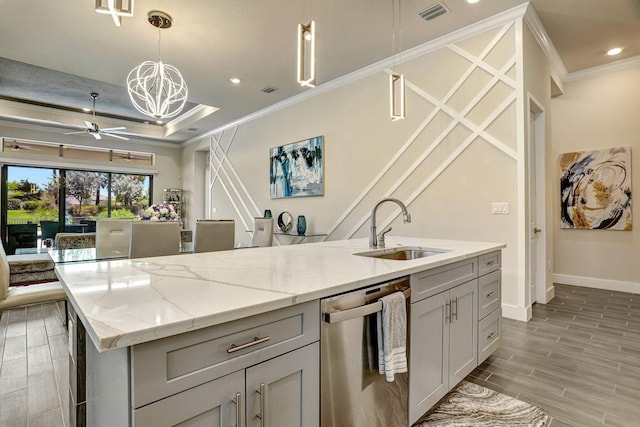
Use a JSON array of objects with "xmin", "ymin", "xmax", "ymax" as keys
[
  {"xmin": 559, "ymin": 146, "xmax": 632, "ymax": 230},
  {"xmin": 270, "ymin": 136, "xmax": 324, "ymax": 198}
]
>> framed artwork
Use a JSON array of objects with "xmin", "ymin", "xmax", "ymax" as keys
[
  {"xmin": 559, "ymin": 146, "xmax": 632, "ymax": 230},
  {"xmin": 270, "ymin": 136, "xmax": 324, "ymax": 198}
]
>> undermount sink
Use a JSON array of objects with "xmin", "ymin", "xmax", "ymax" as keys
[{"xmin": 355, "ymin": 246, "xmax": 450, "ymax": 260}]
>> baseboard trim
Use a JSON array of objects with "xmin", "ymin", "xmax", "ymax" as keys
[
  {"xmin": 553, "ymin": 274, "xmax": 640, "ymax": 295},
  {"xmin": 501, "ymin": 304, "xmax": 531, "ymax": 321},
  {"xmin": 545, "ymin": 285, "xmax": 555, "ymax": 303}
]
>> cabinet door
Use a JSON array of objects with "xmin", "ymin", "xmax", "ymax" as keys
[
  {"xmin": 133, "ymin": 370, "xmax": 244, "ymax": 427},
  {"xmin": 448, "ymin": 279, "xmax": 478, "ymax": 386},
  {"xmin": 409, "ymin": 291, "xmax": 450, "ymax": 425},
  {"xmin": 246, "ymin": 343, "xmax": 319, "ymax": 427}
]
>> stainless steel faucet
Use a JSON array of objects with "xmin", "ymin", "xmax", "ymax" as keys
[{"xmin": 369, "ymin": 198, "xmax": 411, "ymax": 249}]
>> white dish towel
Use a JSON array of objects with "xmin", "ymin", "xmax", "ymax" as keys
[{"xmin": 377, "ymin": 291, "xmax": 408, "ymax": 382}]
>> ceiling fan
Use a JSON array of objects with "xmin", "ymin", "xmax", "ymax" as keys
[
  {"xmin": 5, "ymin": 143, "xmax": 42, "ymax": 152},
  {"xmin": 112, "ymin": 152, "xmax": 144, "ymax": 161},
  {"xmin": 64, "ymin": 93, "xmax": 129, "ymax": 140}
]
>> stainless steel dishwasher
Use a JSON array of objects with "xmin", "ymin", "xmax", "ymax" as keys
[{"xmin": 321, "ymin": 276, "xmax": 410, "ymax": 427}]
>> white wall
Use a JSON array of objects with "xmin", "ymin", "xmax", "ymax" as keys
[
  {"xmin": 0, "ymin": 124, "xmax": 182, "ymax": 203},
  {"xmin": 183, "ymin": 20, "xmax": 534, "ymax": 317},
  {"xmin": 552, "ymin": 63, "xmax": 640, "ymax": 292}
]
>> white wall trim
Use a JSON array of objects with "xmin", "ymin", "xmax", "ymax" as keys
[
  {"xmin": 565, "ymin": 55, "xmax": 640, "ymax": 83},
  {"xmin": 522, "ymin": 4, "xmax": 568, "ymax": 82},
  {"xmin": 501, "ymin": 303, "xmax": 532, "ymax": 321},
  {"xmin": 554, "ymin": 274, "xmax": 640, "ymax": 295},
  {"xmin": 182, "ymin": 3, "xmax": 529, "ymax": 148},
  {"xmin": 0, "ymin": 155, "xmax": 158, "ymax": 175}
]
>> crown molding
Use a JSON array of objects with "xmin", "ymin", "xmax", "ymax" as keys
[
  {"xmin": 565, "ymin": 55, "xmax": 640, "ymax": 83},
  {"xmin": 522, "ymin": 3, "xmax": 568, "ymax": 82},
  {"xmin": 183, "ymin": 3, "xmax": 530, "ymax": 148}
]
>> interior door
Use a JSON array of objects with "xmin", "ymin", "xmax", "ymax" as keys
[{"xmin": 528, "ymin": 111, "xmax": 539, "ymax": 304}]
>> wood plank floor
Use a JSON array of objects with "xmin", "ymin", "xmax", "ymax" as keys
[
  {"xmin": 1, "ymin": 284, "xmax": 639, "ymax": 426},
  {"xmin": 468, "ymin": 283, "xmax": 640, "ymax": 427},
  {"xmin": 0, "ymin": 302, "xmax": 68, "ymax": 427}
]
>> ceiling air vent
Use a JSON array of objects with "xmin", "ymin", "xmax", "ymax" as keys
[
  {"xmin": 418, "ymin": 3, "xmax": 449, "ymax": 21},
  {"xmin": 260, "ymin": 86, "xmax": 277, "ymax": 94},
  {"xmin": 187, "ymin": 127, "xmax": 199, "ymax": 132}
]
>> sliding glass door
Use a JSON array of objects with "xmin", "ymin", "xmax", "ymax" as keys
[{"xmin": 1, "ymin": 165, "xmax": 153, "ymax": 254}]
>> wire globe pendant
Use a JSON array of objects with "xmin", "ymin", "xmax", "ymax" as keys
[
  {"xmin": 127, "ymin": 60, "xmax": 188, "ymax": 119},
  {"xmin": 127, "ymin": 10, "xmax": 188, "ymax": 120}
]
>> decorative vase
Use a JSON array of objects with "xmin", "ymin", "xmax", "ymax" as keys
[
  {"xmin": 296, "ymin": 215, "xmax": 307, "ymax": 236},
  {"xmin": 264, "ymin": 209, "xmax": 272, "ymax": 218}
]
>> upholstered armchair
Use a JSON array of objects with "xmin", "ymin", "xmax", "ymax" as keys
[
  {"xmin": 194, "ymin": 220, "xmax": 235, "ymax": 253},
  {"xmin": 130, "ymin": 221, "xmax": 181, "ymax": 258},
  {"xmin": 251, "ymin": 217, "xmax": 274, "ymax": 247},
  {"xmin": 0, "ymin": 243, "xmax": 65, "ymax": 312},
  {"xmin": 55, "ymin": 232, "xmax": 96, "ymax": 250}
]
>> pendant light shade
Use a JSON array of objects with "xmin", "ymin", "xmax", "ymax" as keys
[
  {"xmin": 297, "ymin": 21, "xmax": 316, "ymax": 88},
  {"xmin": 389, "ymin": 72, "xmax": 405, "ymax": 121},
  {"xmin": 126, "ymin": 11, "xmax": 188, "ymax": 120},
  {"xmin": 127, "ymin": 60, "xmax": 188, "ymax": 119}
]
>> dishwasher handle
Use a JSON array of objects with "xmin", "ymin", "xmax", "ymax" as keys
[{"xmin": 323, "ymin": 288, "xmax": 411, "ymax": 324}]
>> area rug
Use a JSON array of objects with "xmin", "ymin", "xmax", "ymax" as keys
[{"xmin": 414, "ymin": 381, "xmax": 550, "ymax": 427}]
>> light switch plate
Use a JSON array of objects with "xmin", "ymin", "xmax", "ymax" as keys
[{"xmin": 491, "ymin": 202, "xmax": 509, "ymax": 214}]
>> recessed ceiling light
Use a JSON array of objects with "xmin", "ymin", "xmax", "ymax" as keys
[
  {"xmin": 466, "ymin": 0, "xmax": 480, "ymax": 4},
  {"xmin": 230, "ymin": 77, "xmax": 241, "ymax": 84},
  {"xmin": 156, "ymin": 120, "xmax": 163, "ymax": 125},
  {"xmin": 82, "ymin": 107, "xmax": 91, "ymax": 112},
  {"xmin": 607, "ymin": 47, "xmax": 623, "ymax": 56}
]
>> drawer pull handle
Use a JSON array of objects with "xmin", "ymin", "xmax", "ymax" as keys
[
  {"xmin": 227, "ymin": 336, "xmax": 271, "ymax": 354},
  {"xmin": 256, "ymin": 383, "xmax": 267, "ymax": 427},
  {"xmin": 486, "ymin": 291, "xmax": 497, "ymax": 298},
  {"xmin": 487, "ymin": 331, "xmax": 498, "ymax": 340},
  {"xmin": 232, "ymin": 392, "xmax": 242, "ymax": 427},
  {"xmin": 487, "ymin": 260, "xmax": 497, "ymax": 266}
]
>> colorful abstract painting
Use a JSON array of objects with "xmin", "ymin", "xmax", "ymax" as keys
[
  {"xmin": 270, "ymin": 136, "xmax": 323, "ymax": 198},
  {"xmin": 560, "ymin": 147, "xmax": 632, "ymax": 230}
]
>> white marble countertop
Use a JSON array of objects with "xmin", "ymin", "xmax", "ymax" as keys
[{"xmin": 55, "ymin": 237, "xmax": 504, "ymax": 352}]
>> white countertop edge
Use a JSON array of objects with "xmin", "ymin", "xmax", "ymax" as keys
[{"xmin": 58, "ymin": 238, "xmax": 506, "ymax": 352}]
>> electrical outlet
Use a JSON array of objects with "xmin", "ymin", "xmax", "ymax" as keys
[{"xmin": 491, "ymin": 202, "xmax": 509, "ymax": 214}]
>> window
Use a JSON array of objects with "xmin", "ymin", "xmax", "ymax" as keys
[{"xmin": 1, "ymin": 165, "xmax": 153, "ymax": 254}]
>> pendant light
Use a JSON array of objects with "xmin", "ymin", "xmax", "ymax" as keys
[
  {"xmin": 297, "ymin": 21, "xmax": 316, "ymax": 87},
  {"xmin": 389, "ymin": 0, "xmax": 406, "ymax": 121},
  {"xmin": 127, "ymin": 11, "xmax": 188, "ymax": 119}
]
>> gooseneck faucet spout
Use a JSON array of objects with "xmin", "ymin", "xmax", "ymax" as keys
[{"xmin": 369, "ymin": 198, "xmax": 411, "ymax": 249}]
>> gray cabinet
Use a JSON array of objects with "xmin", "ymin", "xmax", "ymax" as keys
[
  {"xmin": 408, "ymin": 291, "xmax": 450, "ymax": 424},
  {"xmin": 246, "ymin": 343, "xmax": 319, "ymax": 427},
  {"xmin": 409, "ymin": 280, "xmax": 478, "ymax": 425},
  {"xmin": 476, "ymin": 252, "xmax": 502, "ymax": 364},
  {"xmin": 133, "ymin": 370, "xmax": 244, "ymax": 427}
]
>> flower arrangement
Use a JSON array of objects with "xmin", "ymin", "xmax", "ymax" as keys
[{"xmin": 142, "ymin": 203, "xmax": 180, "ymax": 221}]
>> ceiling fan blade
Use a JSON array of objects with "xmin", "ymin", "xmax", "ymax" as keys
[
  {"xmin": 103, "ymin": 133, "xmax": 129, "ymax": 141},
  {"xmin": 93, "ymin": 133, "xmax": 102, "ymax": 140},
  {"xmin": 101, "ymin": 127, "xmax": 126, "ymax": 132},
  {"xmin": 84, "ymin": 121, "xmax": 94, "ymax": 129},
  {"xmin": 64, "ymin": 131, "xmax": 87, "ymax": 135}
]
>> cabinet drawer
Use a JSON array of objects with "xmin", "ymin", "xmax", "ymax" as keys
[
  {"xmin": 477, "ymin": 308, "xmax": 501, "ymax": 364},
  {"xmin": 478, "ymin": 270, "xmax": 501, "ymax": 320},
  {"xmin": 411, "ymin": 258, "xmax": 478, "ymax": 303},
  {"xmin": 132, "ymin": 300, "xmax": 319, "ymax": 408},
  {"xmin": 478, "ymin": 251, "xmax": 501, "ymax": 276}
]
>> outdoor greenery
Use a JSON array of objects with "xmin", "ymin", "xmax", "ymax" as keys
[{"xmin": 6, "ymin": 169, "xmax": 150, "ymax": 225}]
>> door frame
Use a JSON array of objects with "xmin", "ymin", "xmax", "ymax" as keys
[{"xmin": 527, "ymin": 93, "xmax": 549, "ymax": 306}]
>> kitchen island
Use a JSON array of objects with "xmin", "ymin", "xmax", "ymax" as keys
[{"xmin": 56, "ymin": 237, "xmax": 505, "ymax": 426}]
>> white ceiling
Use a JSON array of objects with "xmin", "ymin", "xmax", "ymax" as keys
[{"xmin": 0, "ymin": 0, "xmax": 638, "ymax": 145}]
